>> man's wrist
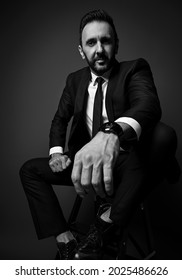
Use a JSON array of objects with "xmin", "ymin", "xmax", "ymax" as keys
[
  {"xmin": 99, "ymin": 122, "xmax": 134, "ymax": 151},
  {"xmin": 51, "ymin": 152, "xmax": 63, "ymax": 157},
  {"xmin": 49, "ymin": 146, "xmax": 64, "ymax": 156},
  {"xmin": 99, "ymin": 122, "xmax": 124, "ymax": 138},
  {"xmin": 49, "ymin": 152, "xmax": 63, "ymax": 160}
]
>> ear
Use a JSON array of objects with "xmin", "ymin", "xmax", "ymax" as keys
[{"xmin": 78, "ymin": 45, "xmax": 85, "ymax": 59}]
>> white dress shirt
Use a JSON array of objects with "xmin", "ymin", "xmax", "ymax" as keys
[{"xmin": 49, "ymin": 71, "xmax": 141, "ymax": 155}]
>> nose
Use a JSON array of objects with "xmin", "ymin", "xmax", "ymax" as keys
[{"xmin": 96, "ymin": 41, "xmax": 104, "ymax": 54}]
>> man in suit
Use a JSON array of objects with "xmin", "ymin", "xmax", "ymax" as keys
[{"xmin": 20, "ymin": 9, "xmax": 161, "ymax": 259}]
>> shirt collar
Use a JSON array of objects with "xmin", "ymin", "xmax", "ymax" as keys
[{"xmin": 90, "ymin": 68, "xmax": 112, "ymax": 85}]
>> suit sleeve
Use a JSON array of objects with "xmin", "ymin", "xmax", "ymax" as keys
[
  {"xmin": 123, "ymin": 58, "xmax": 161, "ymax": 137},
  {"xmin": 115, "ymin": 58, "xmax": 162, "ymax": 150},
  {"xmin": 123, "ymin": 58, "xmax": 162, "ymax": 135},
  {"xmin": 49, "ymin": 74, "xmax": 74, "ymax": 150}
]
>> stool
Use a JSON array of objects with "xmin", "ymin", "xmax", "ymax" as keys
[
  {"xmin": 68, "ymin": 194, "xmax": 156, "ymax": 259},
  {"xmin": 66, "ymin": 121, "xmax": 181, "ymax": 259},
  {"xmin": 117, "ymin": 202, "xmax": 156, "ymax": 259}
]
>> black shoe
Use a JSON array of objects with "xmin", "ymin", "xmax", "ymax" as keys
[
  {"xmin": 74, "ymin": 204, "xmax": 116, "ymax": 260},
  {"xmin": 74, "ymin": 224, "xmax": 103, "ymax": 260},
  {"xmin": 56, "ymin": 239, "xmax": 77, "ymax": 260}
]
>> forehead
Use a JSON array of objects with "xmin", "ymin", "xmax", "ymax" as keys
[{"xmin": 81, "ymin": 21, "xmax": 114, "ymax": 42}]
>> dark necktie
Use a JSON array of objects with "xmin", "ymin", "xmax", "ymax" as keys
[{"xmin": 92, "ymin": 77, "xmax": 104, "ymax": 137}]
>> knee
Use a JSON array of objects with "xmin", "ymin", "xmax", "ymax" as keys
[
  {"xmin": 151, "ymin": 122, "xmax": 177, "ymax": 156},
  {"xmin": 19, "ymin": 158, "xmax": 36, "ymax": 181}
]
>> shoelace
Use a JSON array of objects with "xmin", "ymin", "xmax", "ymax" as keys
[
  {"xmin": 63, "ymin": 245, "xmax": 70, "ymax": 259},
  {"xmin": 79, "ymin": 225, "xmax": 100, "ymax": 249},
  {"xmin": 58, "ymin": 241, "xmax": 76, "ymax": 259}
]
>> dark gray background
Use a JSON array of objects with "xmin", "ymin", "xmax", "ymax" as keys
[{"xmin": 1, "ymin": 0, "xmax": 182, "ymax": 259}]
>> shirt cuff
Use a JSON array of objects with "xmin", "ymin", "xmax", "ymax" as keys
[
  {"xmin": 49, "ymin": 146, "xmax": 64, "ymax": 156},
  {"xmin": 115, "ymin": 117, "xmax": 142, "ymax": 140}
]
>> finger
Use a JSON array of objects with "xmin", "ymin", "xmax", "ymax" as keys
[
  {"xmin": 103, "ymin": 163, "xmax": 113, "ymax": 196},
  {"xmin": 66, "ymin": 158, "xmax": 72, "ymax": 167},
  {"xmin": 49, "ymin": 160, "xmax": 57, "ymax": 172},
  {"xmin": 93, "ymin": 182, "xmax": 106, "ymax": 198},
  {"xmin": 61, "ymin": 157, "xmax": 67, "ymax": 170},
  {"xmin": 71, "ymin": 161, "xmax": 85, "ymax": 198},
  {"xmin": 81, "ymin": 166, "xmax": 92, "ymax": 194},
  {"xmin": 92, "ymin": 167, "xmax": 105, "ymax": 198},
  {"xmin": 56, "ymin": 160, "xmax": 63, "ymax": 172},
  {"xmin": 50, "ymin": 158, "xmax": 63, "ymax": 172},
  {"xmin": 49, "ymin": 163, "xmax": 56, "ymax": 173}
]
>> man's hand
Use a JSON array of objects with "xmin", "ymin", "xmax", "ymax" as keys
[
  {"xmin": 49, "ymin": 153, "xmax": 71, "ymax": 172},
  {"xmin": 71, "ymin": 131, "xmax": 120, "ymax": 198}
]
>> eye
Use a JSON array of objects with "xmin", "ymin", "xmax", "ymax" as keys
[
  {"xmin": 101, "ymin": 37, "xmax": 112, "ymax": 45},
  {"xmin": 86, "ymin": 39, "xmax": 96, "ymax": 47}
]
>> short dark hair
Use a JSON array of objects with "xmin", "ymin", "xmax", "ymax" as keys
[{"xmin": 79, "ymin": 9, "xmax": 119, "ymax": 45}]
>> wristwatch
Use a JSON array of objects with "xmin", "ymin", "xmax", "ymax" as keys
[
  {"xmin": 99, "ymin": 122, "xmax": 136, "ymax": 151},
  {"xmin": 99, "ymin": 122, "xmax": 124, "ymax": 138}
]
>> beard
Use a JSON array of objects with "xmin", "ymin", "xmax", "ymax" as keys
[{"xmin": 85, "ymin": 53, "xmax": 115, "ymax": 75}]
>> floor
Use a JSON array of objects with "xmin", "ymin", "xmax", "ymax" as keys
[
  {"xmin": 1, "ymin": 193, "xmax": 182, "ymax": 260},
  {"xmin": 1, "ymin": 219, "xmax": 182, "ymax": 260}
]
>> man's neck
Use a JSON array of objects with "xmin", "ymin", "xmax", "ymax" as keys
[{"xmin": 90, "ymin": 67, "xmax": 112, "ymax": 81}]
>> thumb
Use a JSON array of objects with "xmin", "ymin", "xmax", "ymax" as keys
[{"xmin": 66, "ymin": 157, "xmax": 72, "ymax": 167}]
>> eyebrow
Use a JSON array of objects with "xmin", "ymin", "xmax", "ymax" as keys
[{"xmin": 85, "ymin": 35, "xmax": 112, "ymax": 44}]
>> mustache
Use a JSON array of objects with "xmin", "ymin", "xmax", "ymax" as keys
[{"xmin": 94, "ymin": 54, "xmax": 108, "ymax": 61}]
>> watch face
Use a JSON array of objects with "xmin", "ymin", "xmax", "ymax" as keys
[
  {"xmin": 102, "ymin": 122, "xmax": 113, "ymax": 132},
  {"xmin": 100, "ymin": 122, "xmax": 122, "ymax": 135}
]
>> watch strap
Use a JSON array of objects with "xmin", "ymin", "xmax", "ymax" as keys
[{"xmin": 99, "ymin": 122, "xmax": 124, "ymax": 137}]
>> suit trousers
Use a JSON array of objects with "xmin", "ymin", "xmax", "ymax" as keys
[{"xmin": 19, "ymin": 149, "xmax": 146, "ymax": 240}]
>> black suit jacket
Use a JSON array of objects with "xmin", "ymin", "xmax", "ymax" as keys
[{"xmin": 49, "ymin": 58, "xmax": 162, "ymax": 160}]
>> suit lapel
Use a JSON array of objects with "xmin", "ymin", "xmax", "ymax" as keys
[
  {"xmin": 70, "ymin": 67, "xmax": 90, "ymax": 141},
  {"xmin": 68, "ymin": 67, "xmax": 91, "ymax": 157},
  {"xmin": 74, "ymin": 67, "xmax": 91, "ymax": 116}
]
